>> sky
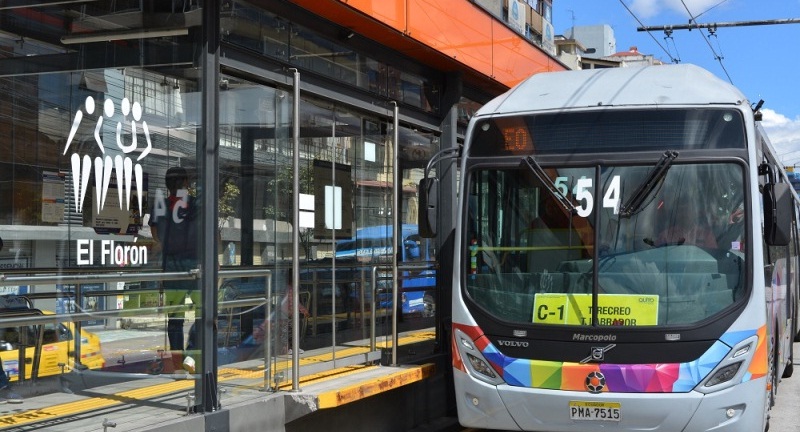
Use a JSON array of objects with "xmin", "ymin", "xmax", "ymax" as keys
[{"xmin": 551, "ymin": 0, "xmax": 800, "ymax": 166}]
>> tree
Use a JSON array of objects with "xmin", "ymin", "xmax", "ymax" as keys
[
  {"xmin": 264, "ymin": 162, "xmax": 315, "ymax": 258},
  {"xmin": 218, "ymin": 179, "xmax": 240, "ymax": 229}
]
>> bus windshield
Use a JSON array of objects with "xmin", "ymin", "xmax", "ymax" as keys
[{"xmin": 465, "ymin": 162, "xmax": 746, "ymax": 327}]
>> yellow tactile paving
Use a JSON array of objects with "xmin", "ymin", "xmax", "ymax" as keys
[
  {"xmin": 374, "ymin": 331, "xmax": 436, "ymax": 348},
  {"xmin": 0, "ymin": 379, "xmax": 196, "ymax": 427},
  {"xmin": 0, "ymin": 329, "xmax": 436, "ymax": 428}
]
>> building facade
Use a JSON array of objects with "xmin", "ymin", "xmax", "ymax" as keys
[{"xmin": 566, "ymin": 24, "xmax": 617, "ymax": 58}]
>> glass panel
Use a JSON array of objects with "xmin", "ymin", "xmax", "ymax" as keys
[
  {"xmin": 465, "ymin": 167, "xmax": 594, "ymax": 323},
  {"xmin": 290, "ymin": 27, "xmax": 359, "ymax": 86},
  {"xmin": 465, "ymin": 162, "xmax": 745, "ymax": 327},
  {"xmin": 302, "ymin": 100, "xmax": 382, "ymax": 353},
  {"xmin": 213, "ymin": 82, "xmax": 402, "ymax": 381},
  {"xmin": 0, "ymin": 0, "xmax": 202, "ymax": 413},
  {"xmin": 388, "ymin": 67, "xmax": 438, "ymax": 112},
  {"xmin": 213, "ymin": 75, "xmax": 291, "ymax": 382},
  {"xmin": 0, "ymin": 66, "xmax": 201, "ymax": 397},
  {"xmin": 396, "ymin": 127, "xmax": 439, "ymax": 362},
  {"xmin": 221, "ymin": 1, "xmax": 440, "ymax": 114}
]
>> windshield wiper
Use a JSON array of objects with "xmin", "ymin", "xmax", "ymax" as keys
[
  {"xmin": 618, "ymin": 150, "xmax": 679, "ymax": 217},
  {"xmin": 522, "ymin": 156, "xmax": 577, "ymax": 215}
]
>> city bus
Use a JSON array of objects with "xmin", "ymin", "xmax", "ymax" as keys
[
  {"xmin": 420, "ymin": 64, "xmax": 797, "ymax": 431},
  {"xmin": 334, "ymin": 224, "xmax": 436, "ymax": 316},
  {"xmin": 220, "ymin": 224, "xmax": 436, "ymax": 317}
]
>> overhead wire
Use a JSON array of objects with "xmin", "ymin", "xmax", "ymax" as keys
[
  {"xmin": 619, "ymin": 0, "xmax": 737, "ymax": 77},
  {"xmin": 624, "ymin": 0, "xmax": 797, "ymax": 167},
  {"xmin": 679, "ymin": 0, "xmax": 734, "ymax": 84},
  {"xmin": 617, "ymin": 0, "xmax": 679, "ymax": 63},
  {"xmin": 694, "ymin": 0, "xmax": 730, "ymax": 20}
]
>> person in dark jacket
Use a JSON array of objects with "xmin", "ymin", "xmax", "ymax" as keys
[{"xmin": 149, "ymin": 167, "xmax": 199, "ymax": 355}]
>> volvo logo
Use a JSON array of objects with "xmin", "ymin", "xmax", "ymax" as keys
[
  {"xmin": 496, "ymin": 340, "xmax": 529, "ymax": 348},
  {"xmin": 580, "ymin": 344, "xmax": 616, "ymax": 364}
]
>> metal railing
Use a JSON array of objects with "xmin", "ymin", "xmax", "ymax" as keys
[
  {"xmin": 0, "ymin": 261, "xmax": 434, "ymax": 392},
  {"xmin": 371, "ymin": 262, "xmax": 437, "ymax": 365},
  {"xmin": 0, "ymin": 268, "xmax": 277, "ymax": 388}
]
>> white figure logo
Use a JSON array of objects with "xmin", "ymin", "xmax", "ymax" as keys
[{"xmin": 63, "ymin": 96, "xmax": 153, "ymax": 217}]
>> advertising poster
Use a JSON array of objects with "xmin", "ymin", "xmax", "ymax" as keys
[{"xmin": 42, "ymin": 171, "xmax": 66, "ymax": 224}]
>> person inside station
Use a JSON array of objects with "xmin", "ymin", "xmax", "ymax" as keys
[
  {"xmin": 149, "ymin": 166, "xmax": 200, "ymax": 370},
  {"xmin": 247, "ymin": 271, "xmax": 309, "ymax": 356}
]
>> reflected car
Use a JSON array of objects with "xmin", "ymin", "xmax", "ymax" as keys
[{"xmin": 0, "ymin": 311, "xmax": 105, "ymax": 381}]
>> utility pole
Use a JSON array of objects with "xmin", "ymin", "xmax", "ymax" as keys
[{"xmin": 638, "ymin": 18, "xmax": 800, "ymax": 32}]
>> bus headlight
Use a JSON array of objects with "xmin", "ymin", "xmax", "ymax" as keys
[
  {"xmin": 454, "ymin": 328, "xmax": 505, "ymax": 386},
  {"xmin": 466, "ymin": 353, "xmax": 497, "ymax": 379},
  {"xmin": 705, "ymin": 362, "xmax": 743, "ymax": 387},
  {"xmin": 698, "ymin": 335, "xmax": 757, "ymax": 394}
]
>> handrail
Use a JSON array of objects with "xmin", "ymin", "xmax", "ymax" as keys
[
  {"xmin": 0, "ymin": 268, "xmax": 201, "ymax": 367},
  {"xmin": 0, "ymin": 267, "xmax": 274, "ymax": 391},
  {"xmin": 0, "ymin": 263, "xmax": 431, "ymax": 392},
  {"xmin": 0, "ymin": 267, "xmax": 276, "ymax": 286},
  {"xmin": 0, "ymin": 269, "xmax": 199, "ymax": 285},
  {"xmin": 0, "ymin": 298, "xmax": 267, "ymax": 328}
]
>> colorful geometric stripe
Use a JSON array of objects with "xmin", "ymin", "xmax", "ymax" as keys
[{"xmin": 465, "ymin": 324, "xmax": 766, "ymax": 393}]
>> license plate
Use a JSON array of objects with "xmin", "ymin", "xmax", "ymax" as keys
[{"xmin": 569, "ymin": 401, "xmax": 621, "ymax": 421}]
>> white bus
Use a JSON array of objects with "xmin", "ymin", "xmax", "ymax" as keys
[{"xmin": 420, "ymin": 64, "xmax": 798, "ymax": 431}]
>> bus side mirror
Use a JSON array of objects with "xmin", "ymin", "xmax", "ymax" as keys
[
  {"xmin": 418, "ymin": 178, "xmax": 438, "ymax": 238},
  {"xmin": 764, "ymin": 182, "xmax": 792, "ymax": 246}
]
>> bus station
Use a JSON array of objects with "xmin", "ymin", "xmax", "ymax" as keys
[{"xmin": 0, "ymin": 1, "xmax": 561, "ymax": 431}]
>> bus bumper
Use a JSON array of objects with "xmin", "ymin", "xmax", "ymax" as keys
[{"xmin": 454, "ymin": 369, "xmax": 768, "ymax": 431}]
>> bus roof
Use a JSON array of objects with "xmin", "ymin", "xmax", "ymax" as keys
[{"xmin": 477, "ymin": 64, "xmax": 749, "ymax": 116}]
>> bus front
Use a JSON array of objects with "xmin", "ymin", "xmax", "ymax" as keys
[{"xmin": 451, "ymin": 105, "xmax": 771, "ymax": 431}]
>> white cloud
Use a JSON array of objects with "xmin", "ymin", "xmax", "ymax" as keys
[
  {"xmin": 629, "ymin": 0, "xmax": 731, "ymax": 20},
  {"xmin": 761, "ymin": 108, "xmax": 800, "ymax": 166},
  {"xmin": 628, "ymin": 0, "xmax": 661, "ymax": 19}
]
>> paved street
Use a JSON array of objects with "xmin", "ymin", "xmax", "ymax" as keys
[{"xmin": 91, "ymin": 324, "xmax": 173, "ymax": 372}]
